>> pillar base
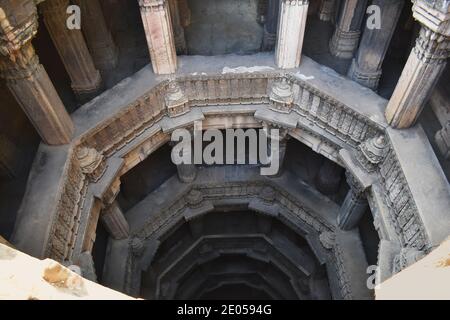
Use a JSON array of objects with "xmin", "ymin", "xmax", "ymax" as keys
[
  {"xmin": 71, "ymin": 70, "xmax": 103, "ymax": 102},
  {"xmin": 329, "ymin": 28, "xmax": 360, "ymax": 59},
  {"xmin": 348, "ymin": 59, "xmax": 382, "ymax": 90}
]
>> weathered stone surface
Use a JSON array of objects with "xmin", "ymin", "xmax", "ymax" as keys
[
  {"xmin": 329, "ymin": 0, "xmax": 368, "ymax": 59},
  {"xmin": 139, "ymin": 0, "xmax": 177, "ymax": 74},
  {"xmin": 74, "ymin": 0, "xmax": 119, "ymax": 71},
  {"xmin": 0, "ymin": 2, "xmax": 73, "ymax": 145},
  {"xmin": 41, "ymin": 0, "xmax": 102, "ymax": 99},
  {"xmin": 348, "ymin": 0, "xmax": 404, "ymax": 90},
  {"xmin": 275, "ymin": 0, "xmax": 309, "ymax": 68}
]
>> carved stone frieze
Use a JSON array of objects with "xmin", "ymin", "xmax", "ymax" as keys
[{"xmin": 392, "ymin": 246, "xmax": 426, "ymax": 274}]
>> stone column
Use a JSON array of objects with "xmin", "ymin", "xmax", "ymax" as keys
[
  {"xmin": 0, "ymin": 4, "xmax": 73, "ymax": 145},
  {"xmin": 262, "ymin": 0, "xmax": 280, "ymax": 51},
  {"xmin": 40, "ymin": 0, "xmax": 102, "ymax": 100},
  {"xmin": 168, "ymin": 0, "xmax": 187, "ymax": 54},
  {"xmin": 139, "ymin": 0, "xmax": 177, "ymax": 74},
  {"xmin": 318, "ymin": 0, "xmax": 336, "ymax": 22},
  {"xmin": 385, "ymin": 1, "xmax": 450, "ymax": 129},
  {"xmin": 275, "ymin": 0, "xmax": 309, "ymax": 69},
  {"xmin": 73, "ymin": 0, "xmax": 119, "ymax": 71},
  {"xmin": 348, "ymin": 0, "xmax": 404, "ymax": 90},
  {"xmin": 101, "ymin": 201, "xmax": 130, "ymax": 240},
  {"xmin": 436, "ymin": 120, "xmax": 450, "ymax": 160},
  {"xmin": 329, "ymin": 0, "xmax": 368, "ymax": 59},
  {"xmin": 337, "ymin": 172, "xmax": 368, "ymax": 230},
  {"xmin": 315, "ymin": 160, "xmax": 344, "ymax": 195}
]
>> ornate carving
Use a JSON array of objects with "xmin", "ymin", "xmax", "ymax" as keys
[
  {"xmin": 139, "ymin": 0, "xmax": 166, "ymax": 11},
  {"xmin": 260, "ymin": 186, "xmax": 276, "ymax": 204},
  {"xmin": 41, "ymin": 73, "xmax": 428, "ymax": 266},
  {"xmin": 0, "ymin": 5, "xmax": 38, "ymax": 57},
  {"xmin": 413, "ymin": 27, "xmax": 450, "ymax": 64},
  {"xmin": 392, "ymin": 247, "xmax": 426, "ymax": 274},
  {"xmin": 165, "ymin": 80, "xmax": 189, "ymax": 117},
  {"xmin": 131, "ymin": 237, "xmax": 144, "ymax": 257},
  {"xmin": 76, "ymin": 147, "xmax": 106, "ymax": 182},
  {"xmin": 269, "ymin": 77, "xmax": 294, "ymax": 113},
  {"xmin": 185, "ymin": 189, "xmax": 203, "ymax": 208},
  {"xmin": 356, "ymin": 135, "xmax": 389, "ymax": 172},
  {"xmin": 319, "ymin": 231, "xmax": 335, "ymax": 250}
]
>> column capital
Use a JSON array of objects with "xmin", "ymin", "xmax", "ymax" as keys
[
  {"xmin": 138, "ymin": 0, "xmax": 167, "ymax": 10},
  {"xmin": 282, "ymin": 0, "xmax": 309, "ymax": 5},
  {"xmin": 0, "ymin": 4, "xmax": 38, "ymax": 57},
  {"xmin": 412, "ymin": 0, "xmax": 450, "ymax": 37},
  {"xmin": 413, "ymin": 26, "xmax": 450, "ymax": 65}
]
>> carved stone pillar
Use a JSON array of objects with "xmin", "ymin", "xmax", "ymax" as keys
[
  {"xmin": 337, "ymin": 172, "xmax": 368, "ymax": 230},
  {"xmin": 348, "ymin": 0, "xmax": 404, "ymax": 90},
  {"xmin": 315, "ymin": 160, "xmax": 344, "ymax": 195},
  {"xmin": 0, "ymin": 3, "xmax": 73, "ymax": 145},
  {"xmin": 329, "ymin": 0, "xmax": 368, "ymax": 59},
  {"xmin": 73, "ymin": 0, "xmax": 119, "ymax": 71},
  {"xmin": 40, "ymin": 0, "xmax": 102, "ymax": 100},
  {"xmin": 168, "ymin": 0, "xmax": 187, "ymax": 54},
  {"xmin": 275, "ymin": 0, "xmax": 309, "ymax": 69},
  {"xmin": 262, "ymin": 0, "xmax": 280, "ymax": 51},
  {"xmin": 139, "ymin": 0, "xmax": 177, "ymax": 74},
  {"xmin": 436, "ymin": 120, "xmax": 450, "ymax": 160},
  {"xmin": 385, "ymin": 1, "xmax": 450, "ymax": 129},
  {"xmin": 102, "ymin": 201, "xmax": 130, "ymax": 240},
  {"xmin": 318, "ymin": 0, "xmax": 336, "ymax": 22}
]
